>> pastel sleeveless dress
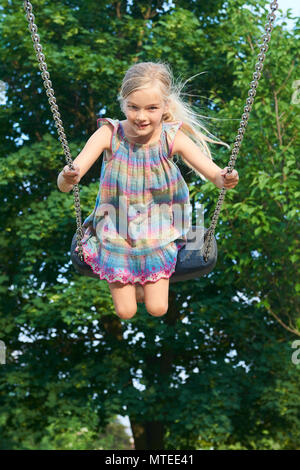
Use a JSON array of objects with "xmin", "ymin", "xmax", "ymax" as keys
[{"xmin": 75, "ymin": 118, "xmax": 192, "ymax": 285}]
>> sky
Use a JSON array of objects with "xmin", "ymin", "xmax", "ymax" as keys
[
  {"xmin": 276, "ymin": 0, "xmax": 300, "ymax": 30},
  {"xmin": 280, "ymin": 0, "xmax": 299, "ymax": 16}
]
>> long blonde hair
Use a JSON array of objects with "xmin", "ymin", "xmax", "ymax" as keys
[{"xmin": 117, "ymin": 61, "xmax": 230, "ymax": 181}]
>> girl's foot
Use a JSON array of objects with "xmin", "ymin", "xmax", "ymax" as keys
[{"xmin": 135, "ymin": 284, "xmax": 145, "ymax": 303}]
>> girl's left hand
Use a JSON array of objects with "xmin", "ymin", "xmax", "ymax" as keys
[{"xmin": 218, "ymin": 167, "xmax": 239, "ymax": 189}]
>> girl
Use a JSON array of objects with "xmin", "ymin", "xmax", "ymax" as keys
[{"xmin": 57, "ymin": 61, "xmax": 239, "ymax": 320}]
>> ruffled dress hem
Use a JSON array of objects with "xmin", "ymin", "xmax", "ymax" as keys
[{"xmin": 75, "ymin": 240, "xmax": 185, "ymax": 285}]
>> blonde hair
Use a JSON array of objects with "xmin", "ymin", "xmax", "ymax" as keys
[{"xmin": 117, "ymin": 61, "xmax": 230, "ymax": 181}]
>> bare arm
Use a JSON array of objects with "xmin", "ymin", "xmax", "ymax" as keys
[
  {"xmin": 57, "ymin": 123, "xmax": 112, "ymax": 192},
  {"xmin": 173, "ymin": 130, "xmax": 239, "ymax": 189}
]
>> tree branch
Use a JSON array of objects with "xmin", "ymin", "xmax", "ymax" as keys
[{"xmin": 265, "ymin": 305, "xmax": 300, "ymax": 337}]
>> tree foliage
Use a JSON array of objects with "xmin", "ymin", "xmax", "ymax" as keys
[{"xmin": 0, "ymin": 0, "xmax": 299, "ymax": 450}]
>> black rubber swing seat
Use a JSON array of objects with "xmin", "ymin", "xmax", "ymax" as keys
[{"xmin": 70, "ymin": 226, "xmax": 217, "ymax": 283}]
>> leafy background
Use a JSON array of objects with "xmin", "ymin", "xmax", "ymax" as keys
[{"xmin": 0, "ymin": 0, "xmax": 299, "ymax": 450}]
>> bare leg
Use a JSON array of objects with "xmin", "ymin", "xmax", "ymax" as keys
[
  {"xmin": 108, "ymin": 281, "xmax": 137, "ymax": 320},
  {"xmin": 143, "ymin": 277, "xmax": 170, "ymax": 317}
]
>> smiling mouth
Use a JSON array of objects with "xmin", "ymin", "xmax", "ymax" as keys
[{"xmin": 136, "ymin": 124, "xmax": 149, "ymax": 128}]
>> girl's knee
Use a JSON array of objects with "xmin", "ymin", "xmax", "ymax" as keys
[
  {"xmin": 108, "ymin": 281, "xmax": 138, "ymax": 320},
  {"xmin": 143, "ymin": 278, "xmax": 169, "ymax": 317},
  {"xmin": 116, "ymin": 306, "xmax": 137, "ymax": 320},
  {"xmin": 146, "ymin": 303, "xmax": 168, "ymax": 317}
]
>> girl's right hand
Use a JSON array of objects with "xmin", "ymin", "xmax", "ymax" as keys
[{"xmin": 61, "ymin": 164, "xmax": 81, "ymax": 185}]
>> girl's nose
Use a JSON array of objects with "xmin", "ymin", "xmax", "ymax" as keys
[{"xmin": 136, "ymin": 110, "xmax": 146, "ymax": 119}]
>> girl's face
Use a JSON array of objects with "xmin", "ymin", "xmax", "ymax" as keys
[{"xmin": 124, "ymin": 87, "xmax": 169, "ymax": 139}]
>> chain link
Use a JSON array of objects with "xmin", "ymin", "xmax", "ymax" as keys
[
  {"xmin": 23, "ymin": 1, "xmax": 85, "ymax": 261},
  {"xmin": 203, "ymin": 1, "xmax": 279, "ymax": 262}
]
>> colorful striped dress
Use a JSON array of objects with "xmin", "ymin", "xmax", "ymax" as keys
[{"xmin": 75, "ymin": 118, "xmax": 191, "ymax": 285}]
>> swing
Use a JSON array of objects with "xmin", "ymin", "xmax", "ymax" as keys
[
  {"xmin": 70, "ymin": 226, "xmax": 218, "ymax": 282},
  {"xmin": 23, "ymin": 1, "xmax": 278, "ymax": 283}
]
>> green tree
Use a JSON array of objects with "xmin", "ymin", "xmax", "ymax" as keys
[{"xmin": 0, "ymin": 0, "xmax": 299, "ymax": 450}]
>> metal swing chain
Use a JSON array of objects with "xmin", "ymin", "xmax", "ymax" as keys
[
  {"xmin": 23, "ymin": 1, "xmax": 85, "ymax": 262},
  {"xmin": 203, "ymin": 0, "xmax": 279, "ymax": 262}
]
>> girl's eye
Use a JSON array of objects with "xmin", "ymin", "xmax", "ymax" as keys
[{"xmin": 129, "ymin": 106, "xmax": 157, "ymax": 110}]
